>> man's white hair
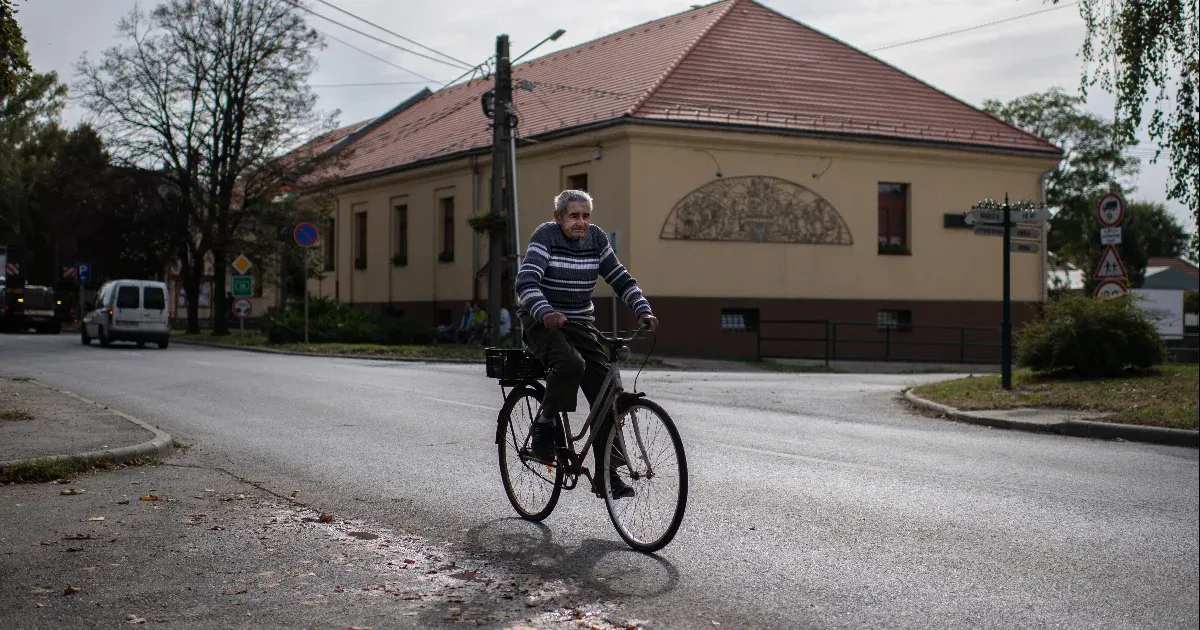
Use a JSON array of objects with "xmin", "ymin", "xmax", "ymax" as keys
[{"xmin": 554, "ymin": 189, "xmax": 593, "ymax": 214}]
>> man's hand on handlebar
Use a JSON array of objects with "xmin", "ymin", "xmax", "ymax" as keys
[
  {"xmin": 543, "ymin": 312, "xmax": 568, "ymax": 329},
  {"xmin": 639, "ymin": 313, "xmax": 659, "ymax": 332}
]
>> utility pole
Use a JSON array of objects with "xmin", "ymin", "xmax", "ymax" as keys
[
  {"xmin": 1001, "ymin": 193, "xmax": 1012, "ymax": 391},
  {"xmin": 485, "ymin": 34, "xmax": 513, "ymax": 347}
]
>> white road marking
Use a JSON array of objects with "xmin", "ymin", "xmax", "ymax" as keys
[{"xmin": 424, "ymin": 396, "xmax": 495, "ymax": 411}]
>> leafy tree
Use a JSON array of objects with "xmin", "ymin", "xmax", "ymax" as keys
[
  {"xmin": 982, "ymin": 87, "xmax": 1139, "ymax": 210},
  {"xmin": 1049, "ymin": 0, "xmax": 1199, "ymax": 259},
  {"xmin": 0, "ymin": 0, "xmax": 31, "ymax": 95},
  {"xmin": 984, "ymin": 88, "xmax": 1188, "ymax": 292},
  {"xmin": 74, "ymin": 0, "xmax": 340, "ymax": 334}
]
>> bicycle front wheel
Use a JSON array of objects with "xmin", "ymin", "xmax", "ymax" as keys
[
  {"xmin": 498, "ymin": 386, "xmax": 563, "ymax": 521},
  {"xmin": 601, "ymin": 397, "xmax": 688, "ymax": 553}
]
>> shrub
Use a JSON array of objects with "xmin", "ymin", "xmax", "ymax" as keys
[
  {"xmin": 266, "ymin": 297, "xmax": 434, "ymax": 345},
  {"xmin": 1016, "ymin": 293, "xmax": 1166, "ymax": 377}
]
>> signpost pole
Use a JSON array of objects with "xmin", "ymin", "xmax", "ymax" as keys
[
  {"xmin": 303, "ymin": 251, "xmax": 310, "ymax": 344},
  {"xmin": 1001, "ymin": 194, "xmax": 1012, "ymax": 391}
]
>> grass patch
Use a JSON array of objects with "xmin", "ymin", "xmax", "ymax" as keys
[
  {"xmin": 0, "ymin": 454, "xmax": 158, "ymax": 484},
  {"xmin": 911, "ymin": 365, "xmax": 1199, "ymax": 430},
  {"xmin": 1, "ymin": 409, "xmax": 34, "ymax": 421}
]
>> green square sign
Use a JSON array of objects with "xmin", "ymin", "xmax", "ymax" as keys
[{"xmin": 232, "ymin": 275, "xmax": 253, "ymax": 298}]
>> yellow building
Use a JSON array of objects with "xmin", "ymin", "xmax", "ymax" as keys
[{"xmin": 304, "ymin": 0, "xmax": 1062, "ymax": 361}]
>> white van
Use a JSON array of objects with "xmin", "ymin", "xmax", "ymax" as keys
[{"xmin": 82, "ymin": 279, "xmax": 172, "ymax": 348}]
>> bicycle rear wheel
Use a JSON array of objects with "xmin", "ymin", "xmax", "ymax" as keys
[
  {"xmin": 498, "ymin": 386, "xmax": 563, "ymax": 521},
  {"xmin": 601, "ymin": 398, "xmax": 688, "ymax": 553}
]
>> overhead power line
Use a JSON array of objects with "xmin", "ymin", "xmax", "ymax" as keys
[
  {"xmin": 282, "ymin": 0, "xmax": 470, "ymax": 71},
  {"xmin": 312, "ymin": 0, "xmax": 473, "ymax": 69},
  {"xmin": 320, "ymin": 30, "xmax": 443, "ymax": 83},
  {"xmin": 867, "ymin": 2, "xmax": 1080, "ymax": 53},
  {"xmin": 311, "ymin": 81, "xmax": 439, "ymax": 88}
]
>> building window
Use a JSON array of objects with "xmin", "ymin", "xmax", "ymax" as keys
[
  {"xmin": 878, "ymin": 182, "xmax": 909, "ymax": 255},
  {"xmin": 877, "ymin": 309, "xmax": 912, "ymax": 332},
  {"xmin": 353, "ymin": 208, "xmax": 367, "ymax": 270},
  {"xmin": 324, "ymin": 218, "xmax": 336, "ymax": 271},
  {"xmin": 439, "ymin": 196, "xmax": 455, "ymax": 262},
  {"xmin": 567, "ymin": 172, "xmax": 588, "ymax": 191},
  {"xmin": 721, "ymin": 308, "xmax": 759, "ymax": 332},
  {"xmin": 394, "ymin": 204, "xmax": 408, "ymax": 267}
]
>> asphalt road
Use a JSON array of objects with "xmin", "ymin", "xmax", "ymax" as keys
[{"xmin": 3, "ymin": 332, "xmax": 1197, "ymax": 629}]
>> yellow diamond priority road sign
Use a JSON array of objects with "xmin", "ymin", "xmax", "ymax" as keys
[{"xmin": 231, "ymin": 254, "xmax": 252, "ymax": 275}]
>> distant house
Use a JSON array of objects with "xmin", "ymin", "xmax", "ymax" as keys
[
  {"xmin": 1145, "ymin": 256, "xmax": 1199, "ymax": 291},
  {"xmin": 296, "ymin": 0, "xmax": 1063, "ymax": 361}
]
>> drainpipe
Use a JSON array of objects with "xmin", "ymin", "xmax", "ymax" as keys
[
  {"xmin": 472, "ymin": 154, "xmax": 480, "ymax": 302},
  {"xmin": 1039, "ymin": 168, "xmax": 1054, "ymax": 304}
]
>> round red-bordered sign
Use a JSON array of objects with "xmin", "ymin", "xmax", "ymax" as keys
[
  {"xmin": 232, "ymin": 298, "xmax": 253, "ymax": 319},
  {"xmin": 1096, "ymin": 192, "xmax": 1125, "ymax": 227},
  {"xmin": 294, "ymin": 222, "xmax": 319, "ymax": 248},
  {"xmin": 1093, "ymin": 279, "xmax": 1127, "ymax": 298}
]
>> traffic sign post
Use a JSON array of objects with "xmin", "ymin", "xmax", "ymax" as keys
[
  {"xmin": 232, "ymin": 298, "xmax": 252, "ymax": 332},
  {"xmin": 1096, "ymin": 192, "xmax": 1125, "ymax": 227},
  {"xmin": 231, "ymin": 275, "xmax": 253, "ymax": 298},
  {"xmin": 1094, "ymin": 279, "xmax": 1127, "ymax": 298},
  {"xmin": 294, "ymin": 222, "xmax": 319, "ymax": 343},
  {"xmin": 1093, "ymin": 244, "xmax": 1128, "ymax": 279},
  {"xmin": 966, "ymin": 195, "xmax": 1050, "ymax": 391}
]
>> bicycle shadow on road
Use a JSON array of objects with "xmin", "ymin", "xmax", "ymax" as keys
[{"xmin": 464, "ymin": 516, "xmax": 681, "ymax": 600}]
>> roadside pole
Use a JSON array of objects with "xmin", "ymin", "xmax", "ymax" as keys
[
  {"xmin": 966, "ymin": 196, "xmax": 1051, "ymax": 390},
  {"xmin": 293, "ymin": 222, "xmax": 320, "ymax": 343}
]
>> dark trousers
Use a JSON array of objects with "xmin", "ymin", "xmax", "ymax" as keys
[{"xmin": 525, "ymin": 320, "xmax": 627, "ymax": 473}]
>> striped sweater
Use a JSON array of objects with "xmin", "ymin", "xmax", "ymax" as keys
[{"xmin": 516, "ymin": 222, "xmax": 652, "ymax": 326}]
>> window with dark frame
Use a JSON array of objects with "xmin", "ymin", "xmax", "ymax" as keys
[
  {"xmin": 440, "ymin": 197, "xmax": 455, "ymax": 261},
  {"xmin": 324, "ymin": 218, "xmax": 336, "ymax": 271},
  {"xmin": 354, "ymin": 210, "xmax": 367, "ymax": 269},
  {"xmin": 721, "ymin": 308, "xmax": 759, "ymax": 332},
  {"xmin": 394, "ymin": 204, "xmax": 408, "ymax": 266},
  {"xmin": 877, "ymin": 309, "xmax": 913, "ymax": 332},
  {"xmin": 567, "ymin": 172, "xmax": 588, "ymax": 192},
  {"xmin": 878, "ymin": 182, "xmax": 909, "ymax": 254}
]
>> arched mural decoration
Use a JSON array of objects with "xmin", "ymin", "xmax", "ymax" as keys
[{"xmin": 659, "ymin": 175, "xmax": 853, "ymax": 245}]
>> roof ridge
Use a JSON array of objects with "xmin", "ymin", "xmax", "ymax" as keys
[
  {"xmin": 326, "ymin": 88, "xmax": 433, "ymax": 155},
  {"xmin": 733, "ymin": 0, "xmax": 1062, "ymax": 155},
  {"xmin": 622, "ymin": 0, "xmax": 739, "ymax": 117}
]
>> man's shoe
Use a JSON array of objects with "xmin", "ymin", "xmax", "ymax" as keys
[
  {"xmin": 594, "ymin": 472, "xmax": 635, "ymax": 499},
  {"xmin": 528, "ymin": 418, "xmax": 556, "ymax": 465}
]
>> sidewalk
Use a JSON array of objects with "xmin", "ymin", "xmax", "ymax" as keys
[
  {"xmin": 0, "ymin": 375, "xmax": 173, "ymax": 470},
  {"xmin": 903, "ymin": 388, "xmax": 1199, "ymax": 448}
]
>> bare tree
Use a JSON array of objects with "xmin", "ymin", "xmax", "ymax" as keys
[{"xmin": 75, "ymin": 0, "xmax": 340, "ymax": 334}]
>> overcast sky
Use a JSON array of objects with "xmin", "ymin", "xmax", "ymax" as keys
[{"xmin": 12, "ymin": 0, "xmax": 1191, "ymax": 229}]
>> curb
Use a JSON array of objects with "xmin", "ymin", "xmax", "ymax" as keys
[
  {"xmin": 170, "ymin": 338, "xmax": 680, "ymax": 370},
  {"xmin": 902, "ymin": 389, "xmax": 1199, "ymax": 449},
  {"xmin": 0, "ymin": 379, "xmax": 174, "ymax": 470},
  {"xmin": 170, "ymin": 339, "xmax": 486, "ymax": 364}
]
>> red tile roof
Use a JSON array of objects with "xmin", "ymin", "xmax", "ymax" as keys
[
  {"xmin": 1147, "ymin": 256, "xmax": 1200, "ymax": 280},
  {"xmin": 328, "ymin": 0, "xmax": 1061, "ymax": 183}
]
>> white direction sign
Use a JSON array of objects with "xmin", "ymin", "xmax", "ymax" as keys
[
  {"xmin": 1009, "ymin": 241, "xmax": 1040, "ymax": 254},
  {"xmin": 965, "ymin": 207, "xmax": 1052, "ymax": 226},
  {"xmin": 1100, "ymin": 226, "xmax": 1122, "ymax": 245},
  {"xmin": 1093, "ymin": 245, "xmax": 1128, "ymax": 278},
  {"xmin": 1096, "ymin": 193, "xmax": 1125, "ymax": 227},
  {"xmin": 973, "ymin": 225, "xmax": 1042, "ymax": 240}
]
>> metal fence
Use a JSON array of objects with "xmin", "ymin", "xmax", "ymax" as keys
[
  {"xmin": 755, "ymin": 319, "xmax": 1003, "ymax": 364},
  {"xmin": 756, "ymin": 319, "xmax": 1200, "ymax": 366}
]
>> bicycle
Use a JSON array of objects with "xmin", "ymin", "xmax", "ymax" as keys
[{"xmin": 485, "ymin": 321, "xmax": 688, "ymax": 553}]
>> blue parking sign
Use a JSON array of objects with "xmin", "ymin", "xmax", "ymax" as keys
[{"xmin": 77, "ymin": 263, "xmax": 91, "ymax": 282}]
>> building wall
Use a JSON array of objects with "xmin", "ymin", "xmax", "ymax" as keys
[{"xmin": 311, "ymin": 129, "xmax": 635, "ymax": 324}]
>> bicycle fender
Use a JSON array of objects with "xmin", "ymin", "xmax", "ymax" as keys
[{"xmin": 615, "ymin": 391, "xmax": 647, "ymax": 412}]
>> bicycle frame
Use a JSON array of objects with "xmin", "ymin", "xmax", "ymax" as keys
[{"xmin": 497, "ymin": 324, "xmax": 651, "ymax": 490}]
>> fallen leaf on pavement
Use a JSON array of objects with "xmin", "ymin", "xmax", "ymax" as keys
[
  {"xmin": 124, "ymin": 614, "xmax": 146, "ymax": 624},
  {"xmin": 61, "ymin": 489, "xmax": 85, "ymax": 495},
  {"xmin": 64, "ymin": 534, "xmax": 93, "ymax": 540},
  {"xmin": 290, "ymin": 491, "xmax": 299, "ymax": 498},
  {"xmin": 63, "ymin": 585, "xmax": 81, "ymax": 596},
  {"xmin": 88, "ymin": 516, "xmax": 105, "ymax": 521},
  {"xmin": 223, "ymin": 588, "xmax": 247, "ymax": 595},
  {"xmin": 140, "ymin": 495, "xmax": 163, "ymax": 502},
  {"xmin": 117, "ymin": 500, "xmax": 130, "ymax": 505},
  {"xmin": 319, "ymin": 513, "xmax": 334, "ymax": 523},
  {"xmin": 348, "ymin": 531, "xmax": 377, "ymax": 540}
]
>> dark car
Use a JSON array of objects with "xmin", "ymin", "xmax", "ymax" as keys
[{"xmin": 1, "ymin": 283, "xmax": 63, "ymax": 334}]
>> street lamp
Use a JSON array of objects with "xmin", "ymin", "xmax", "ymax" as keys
[{"xmin": 512, "ymin": 29, "xmax": 566, "ymax": 64}]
